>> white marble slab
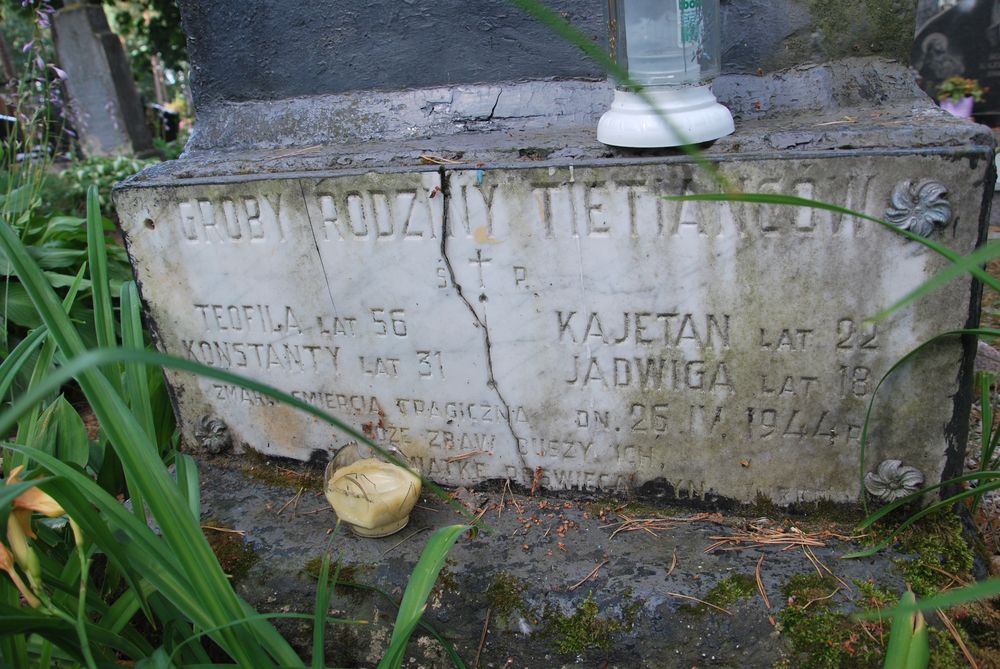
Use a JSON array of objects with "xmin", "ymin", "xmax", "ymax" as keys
[{"xmin": 115, "ymin": 154, "xmax": 984, "ymax": 504}]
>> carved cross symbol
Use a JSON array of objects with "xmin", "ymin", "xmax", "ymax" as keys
[{"xmin": 469, "ymin": 249, "xmax": 491, "ymax": 289}]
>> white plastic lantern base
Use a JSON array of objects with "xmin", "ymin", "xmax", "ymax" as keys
[{"xmin": 597, "ymin": 85, "xmax": 735, "ymax": 148}]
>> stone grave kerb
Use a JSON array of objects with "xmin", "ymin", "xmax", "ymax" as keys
[{"xmin": 113, "ymin": 1, "xmax": 995, "ymax": 509}]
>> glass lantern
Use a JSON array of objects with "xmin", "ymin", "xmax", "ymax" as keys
[
  {"xmin": 598, "ymin": 0, "xmax": 734, "ymax": 148},
  {"xmin": 324, "ymin": 443, "xmax": 422, "ymax": 538}
]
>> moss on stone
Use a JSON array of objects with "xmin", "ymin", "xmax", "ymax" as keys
[
  {"xmin": 945, "ymin": 599, "xmax": 1000, "ymax": 658},
  {"xmin": 542, "ymin": 592, "xmax": 631, "ymax": 655},
  {"xmin": 808, "ymin": 0, "xmax": 916, "ymax": 62},
  {"xmin": 777, "ymin": 574, "xmax": 883, "ymax": 668},
  {"xmin": 928, "ymin": 628, "xmax": 972, "ymax": 669},
  {"xmin": 241, "ymin": 449, "xmax": 323, "ymax": 492},
  {"xmin": 434, "ymin": 563, "xmax": 461, "ymax": 596},
  {"xmin": 680, "ymin": 573, "xmax": 757, "ymax": 616},
  {"xmin": 781, "ymin": 574, "xmax": 841, "ymax": 605},
  {"xmin": 584, "ymin": 499, "xmax": 674, "ymax": 519},
  {"xmin": 707, "ymin": 573, "xmax": 757, "ymax": 608},
  {"xmin": 853, "ymin": 578, "xmax": 897, "ymax": 610},
  {"xmin": 890, "ymin": 510, "xmax": 974, "ymax": 598},
  {"xmin": 484, "ymin": 572, "xmax": 531, "ymax": 624},
  {"xmin": 204, "ymin": 525, "xmax": 259, "ymax": 584},
  {"xmin": 302, "ymin": 556, "xmax": 373, "ymax": 602}
]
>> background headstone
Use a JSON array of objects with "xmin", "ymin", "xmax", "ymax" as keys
[
  {"xmin": 913, "ymin": 0, "xmax": 1000, "ymax": 123},
  {"xmin": 52, "ymin": 4, "xmax": 154, "ymax": 157}
]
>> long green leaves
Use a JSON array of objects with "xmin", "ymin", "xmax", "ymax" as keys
[
  {"xmin": 1, "ymin": 191, "xmax": 472, "ymax": 665},
  {"xmin": 882, "ymin": 591, "xmax": 929, "ymax": 669},
  {"xmin": 377, "ymin": 525, "xmax": 467, "ymax": 669},
  {"xmin": 311, "ymin": 537, "xmax": 337, "ymax": 669},
  {"xmin": 1, "ymin": 193, "xmax": 302, "ymax": 666},
  {"xmin": 663, "ymin": 193, "xmax": 999, "ymax": 319}
]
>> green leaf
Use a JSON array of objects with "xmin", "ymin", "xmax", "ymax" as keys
[
  {"xmin": 0, "ymin": 184, "xmax": 35, "ymax": 217},
  {"xmin": 883, "ymin": 591, "xmax": 917, "ymax": 669},
  {"xmin": 85, "ymin": 185, "xmax": 118, "ymax": 373},
  {"xmin": 891, "ymin": 578, "xmax": 1000, "ymax": 615},
  {"xmin": 134, "ymin": 647, "xmax": 176, "ymax": 669},
  {"xmin": 0, "ymin": 281, "xmax": 43, "ymax": 328},
  {"xmin": 377, "ymin": 525, "xmax": 467, "ymax": 669},
  {"xmin": 38, "ymin": 216, "xmax": 86, "ymax": 243},
  {"xmin": 51, "ymin": 395, "xmax": 91, "ymax": 468},
  {"xmin": 0, "ymin": 477, "xmax": 55, "ymax": 514},
  {"xmin": 42, "ymin": 271, "xmax": 92, "ymax": 290},
  {"xmin": 0, "ymin": 325, "xmax": 46, "ymax": 402},
  {"xmin": 904, "ymin": 611, "xmax": 929, "ymax": 669},
  {"xmin": 28, "ymin": 246, "xmax": 84, "ymax": 271},
  {"xmin": 121, "ymin": 281, "xmax": 155, "ymax": 444},
  {"xmin": 174, "ymin": 453, "xmax": 200, "ymax": 522},
  {"xmin": 311, "ymin": 541, "xmax": 336, "ymax": 669},
  {"xmin": 663, "ymin": 193, "xmax": 1000, "ymax": 307},
  {"xmin": 14, "ymin": 265, "xmax": 88, "ymax": 472},
  {"xmin": 0, "ymin": 213, "xmax": 301, "ymax": 666}
]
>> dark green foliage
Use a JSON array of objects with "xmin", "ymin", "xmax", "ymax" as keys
[{"xmin": 52, "ymin": 155, "xmax": 157, "ymax": 218}]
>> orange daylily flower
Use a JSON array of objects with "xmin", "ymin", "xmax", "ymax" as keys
[
  {"xmin": 0, "ymin": 465, "xmax": 67, "ymax": 608},
  {"xmin": 6, "ymin": 465, "xmax": 65, "ymax": 539}
]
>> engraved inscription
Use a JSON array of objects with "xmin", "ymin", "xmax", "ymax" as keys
[{"xmin": 119, "ymin": 156, "xmax": 976, "ymax": 504}]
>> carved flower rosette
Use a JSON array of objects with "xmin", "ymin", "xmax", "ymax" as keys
[
  {"xmin": 863, "ymin": 459, "xmax": 924, "ymax": 502},
  {"xmin": 884, "ymin": 180, "xmax": 952, "ymax": 237},
  {"xmin": 194, "ymin": 416, "xmax": 232, "ymax": 455}
]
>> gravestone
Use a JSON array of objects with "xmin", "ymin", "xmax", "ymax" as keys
[
  {"xmin": 913, "ymin": 0, "xmax": 1000, "ymax": 123},
  {"xmin": 115, "ymin": 2, "xmax": 993, "ymax": 508},
  {"xmin": 52, "ymin": 4, "xmax": 153, "ymax": 157}
]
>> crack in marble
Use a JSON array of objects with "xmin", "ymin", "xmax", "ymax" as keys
[
  {"xmin": 298, "ymin": 181, "xmax": 340, "ymax": 319},
  {"xmin": 437, "ymin": 167, "xmax": 529, "ymax": 482}
]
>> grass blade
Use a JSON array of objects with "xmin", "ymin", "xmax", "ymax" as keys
[
  {"xmin": 85, "ymin": 185, "xmax": 116, "ymax": 361},
  {"xmin": 0, "ymin": 217, "xmax": 302, "ymax": 667},
  {"xmin": 13, "ymin": 263, "xmax": 88, "ymax": 471},
  {"xmin": 846, "ymin": 474, "xmax": 1000, "ymax": 558},
  {"xmin": 0, "ymin": 476, "xmax": 55, "ymax": 512},
  {"xmin": 377, "ymin": 525, "xmax": 467, "ymax": 669},
  {"xmin": 174, "ymin": 453, "xmax": 201, "ymax": 522},
  {"xmin": 0, "ymin": 325, "xmax": 46, "ymax": 401},
  {"xmin": 120, "ymin": 280, "xmax": 155, "ymax": 443},
  {"xmin": 664, "ymin": 193, "xmax": 1000, "ymax": 303},
  {"xmin": 311, "ymin": 540, "xmax": 337, "ymax": 669},
  {"xmin": 855, "ymin": 328, "xmax": 998, "ymax": 512},
  {"xmin": 883, "ymin": 590, "xmax": 918, "ymax": 669}
]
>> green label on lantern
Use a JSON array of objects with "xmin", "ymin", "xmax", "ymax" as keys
[{"xmin": 679, "ymin": 0, "xmax": 703, "ymax": 44}]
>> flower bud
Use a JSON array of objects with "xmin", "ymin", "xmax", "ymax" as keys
[{"xmin": 6, "ymin": 516, "xmax": 41, "ymax": 586}]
